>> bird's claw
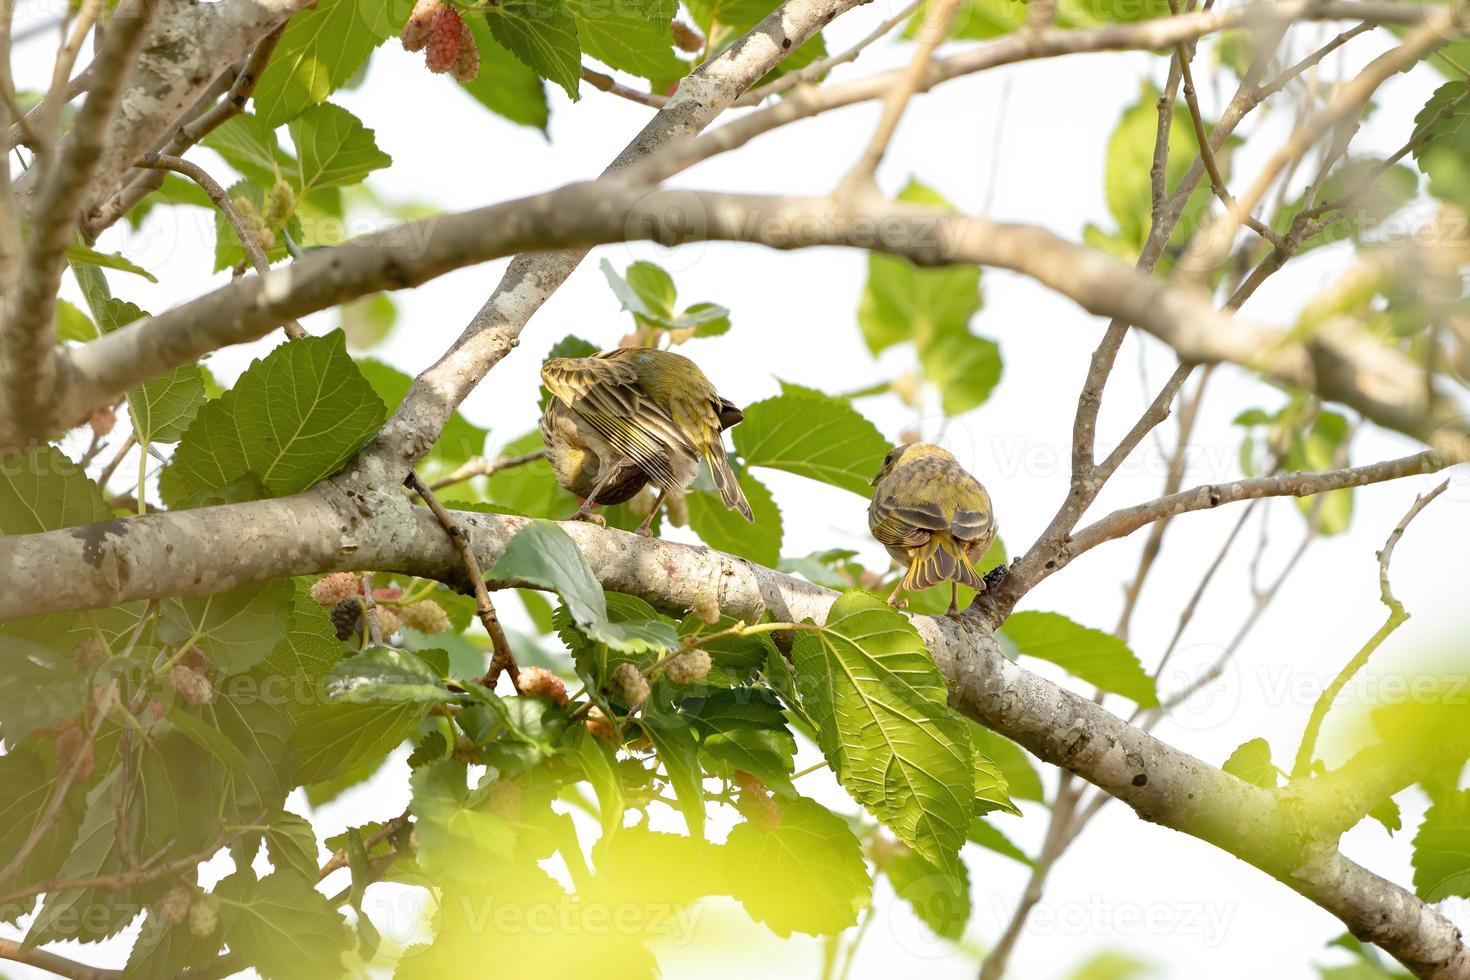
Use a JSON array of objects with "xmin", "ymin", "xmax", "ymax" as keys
[
  {"xmin": 573, "ymin": 512, "xmax": 606, "ymax": 527},
  {"xmin": 886, "ymin": 596, "xmax": 909, "ymax": 610}
]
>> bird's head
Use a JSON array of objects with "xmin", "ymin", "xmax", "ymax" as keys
[{"xmin": 871, "ymin": 442, "xmax": 956, "ymax": 485}]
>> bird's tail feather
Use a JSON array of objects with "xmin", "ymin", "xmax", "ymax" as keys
[
  {"xmin": 705, "ymin": 443, "xmax": 754, "ymax": 522},
  {"xmin": 903, "ymin": 534, "xmax": 983, "ymax": 592}
]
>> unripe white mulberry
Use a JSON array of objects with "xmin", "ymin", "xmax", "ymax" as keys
[
  {"xmin": 188, "ymin": 898, "xmax": 218, "ymax": 938},
  {"xmin": 453, "ymin": 30, "xmax": 480, "ymax": 83},
  {"xmin": 692, "ymin": 588, "xmax": 720, "ymax": 625},
  {"xmin": 487, "ymin": 780, "xmax": 523, "ymax": 821},
  {"xmin": 585, "ymin": 705, "xmax": 617, "ymax": 741},
  {"xmin": 611, "ymin": 662, "xmax": 650, "ymax": 708},
  {"xmin": 170, "ymin": 664, "xmax": 214, "ymax": 707},
  {"xmin": 156, "ymin": 886, "xmax": 192, "ymax": 926},
  {"xmin": 401, "ymin": 0, "xmax": 441, "ymax": 51},
  {"xmin": 663, "ymin": 649, "xmax": 711, "ymax": 685},
  {"xmin": 399, "ymin": 599, "xmax": 450, "ymax": 634}
]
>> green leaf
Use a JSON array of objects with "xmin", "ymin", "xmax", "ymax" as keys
[
  {"xmin": 94, "ymin": 296, "xmax": 147, "ymax": 334},
  {"xmin": 1291, "ymin": 409, "xmax": 1354, "ymax": 535},
  {"xmin": 253, "ymin": 0, "xmax": 398, "ymax": 126},
  {"xmin": 124, "ymin": 906, "xmax": 222, "ymax": 979},
  {"xmin": 128, "ymin": 364, "xmax": 206, "ymax": 445},
  {"xmin": 0, "ymin": 445, "xmax": 109, "ymax": 534},
  {"xmin": 725, "ymin": 796, "xmax": 871, "ymax": 937},
  {"xmin": 357, "ymin": 359, "xmax": 486, "ymax": 485},
  {"xmin": 1222, "ymin": 737, "xmax": 1279, "ymax": 789},
  {"xmin": 263, "ymin": 587, "xmax": 345, "ymax": 719},
  {"xmin": 968, "ymin": 721, "xmax": 1043, "ymax": 803},
  {"xmin": 687, "ymin": 687, "xmax": 797, "ymax": 795},
  {"xmin": 793, "ymin": 591, "xmax": 973, "ymax": 873},
  {"xmin": 216, "ymin": 871, "xmax": 349, "ymax": 980},
  {"xmin": 326, "ymin": 646, "xmax": 452, "ymax": 703},
  {"xmin": 0, "ymin": 748, "xmax": 84, "ymax": 910},
  {"xmin": 410, "ymin": 761, "xmax": 517, "ymax": 879},
  {"xmin": 0, "ymin": 639, "xmax": 89, "ymax": 740},
  {"xmin": 64, "ymin": 243, "xmax": 156, "ymax": 282},
  {"xmin": 338, "ymin": 293, "xmax": 397, "ymax": 350},
  {"xmin": 678, "ymin": 613, "xmax": 772, "ymax": 687},
  {"xmin": 968, "ymin": 817, "xmax": 1033, "ymax": 865},
  {"xmin": 460, "ymin": 21, "xmax": 550, "ymax": 131},
  {"xmin": 483, "ymin": 0, "xmax": 582, "ymax": 101},
  {"xmin": 886, "ymin": 848, "xmax": 970, "ymax": 940},
  {"xmin": 1000, "ymin": 611, "xmax": 1158, "ymax": 707},
  {"xmin": 489, "ymin": 520, "xmax": 678, "ymax": 653},
  {"xmin": 1412, "ymin": 789, "xmax": 1470, "ymax": 901},
  {"xmin": 289, "ymin": 103, "xmax": 392, "ymax": 197},
  {"xmin": 639, "ymin": 714, "xmax": 706, "ymax": 837},
  {"xmin": 568, "ymin": 0, "xmax": 685, "ymax": 80},
  {"xmin": 56, "ymin": 298, "xmax": 97, "ymax": 342},
  {"xmin": 569, "ymin": 728, "xmax": 624, "ymax": 837},
  {"xmin": 1275, "ymin": 157, "xmax": 1417, "ymax": 252},
  {"xmin": 1368, "ymin": 796, "xmax": 1402, "ymax": 835},
  {"xmin": 292, "ymin": 700, "xmax": 429, "ymax": 785},
  {"xmin": 973, "ymin": 748, "xmax": 1019, "ymax": 816},
  {"xmin": 204, "ymin": 113, "xmax": 292, "ymax": 186},
  {"xmin": 160, "ymin": 578, "xmax": 294, "ymax": 676},
  {"xmin": 1412, "ymin": 82, "xmax": 1470, "ymax": 209},
  {"xmin": 686, "ymin": 469, "xmax": 782, "ymax": 565},
  {"xmin": 164, "ymin": 332, "xmax": 386, "ymax": 503},
  {"xmin": 733, "ymin": 391, "xmax": 890, "ymax": 497}
]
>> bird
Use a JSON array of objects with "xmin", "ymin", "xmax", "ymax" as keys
[
  {"xmin": 540, "ymin": 346, "xmax": 752, "ymax": 534},
  {"xmin": 868, "ymin": 443, "xmax": 996, "ymax": 617}
]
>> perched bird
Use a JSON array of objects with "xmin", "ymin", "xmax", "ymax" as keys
[
  {"xmin": 868, "ymin": 443, "xmax": 996, "ymax": 617},
  {"xmin": 540, "ymin": 347, "xmax": 752, "ymax": 533}
]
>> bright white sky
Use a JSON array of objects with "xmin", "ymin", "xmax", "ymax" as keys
[{"xmin": 9, "ymin": 2, "xmax": 1470, "ymax": 977}]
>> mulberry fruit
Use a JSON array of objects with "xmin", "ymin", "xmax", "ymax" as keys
[
  {"xmin": 585, "ymin": 705, "xmax": 617, "ymax": 741},
  {"xmin": 692, "ymin": 588, "xmax": 720, "ymax": 625},
  {"xmin": 399, "ymin": 599, "xmax": 450, "ymax": 634},
  {"xmin": 170, "ymin": 664, "xmax": 214, "ymax": 707},
  {"xmin": 311, "ymin": 572, "xmax": 362, "ymax": 606},
  {"xmin": 426, "ymin": 6, "xmax": 465, "ymax": 74},
  {"xmin": 517, "ymin": 666, "xmax": 569, "ymax": 706},
  {"xmin": 663, "ymin": 649, "xmax": 711, "ymax": 685},
  {"xmin": 331, "ymin": 597, "xmax": 365, "ymax": 642},
  {"xmin": 156, "ymin": 886, "xmax": 192, "ymax": 926},
  {"xmin": 188, "ymin": 898, "xmax": 218, "ymax": 938},
  {"xmin": 88, "ymin": 406, "xmax": 116, "ymax": 438},
  {"xmin": 401, "ymin": 0, "xmax": 441, "ymax": 52},
  {"xmin": 733, "ymin": 771, "xmax": 780, "ymax": 829},
  {"xmin": 372, "ymin": 606, "xmax": 400, "ymax": 641},
  {"xmin": 453, "ymin": 31, "xmax": 480, "ymax": 83},
  {"xmin": 610, "ymin": 662, "xmax": 649, "ymax": 708}
]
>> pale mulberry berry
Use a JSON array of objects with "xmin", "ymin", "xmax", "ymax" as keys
[
  {"xmin": 311, "ymin": 572, "xmax": 362, "ymax": 606},
  {"xmin": 663, "ymin": 649, "xmax": 711, "ymax": 685},
  {"xmin": 671, "ymin": 20, "xmax": 703, "ymax": 52},
  {"xmin": 453, "ymin": 31, "xmax": 480, "ymax": 83},
  {"xmin": 426, "ymin": 7, "xmax": 464, "ymax": 74},
  {"xmin": 71, "ymin": 636, "xmax": 105, "ymax": 666},
  {"xmin": 188, "ymin": 898, "xmax": 218, "ymax": 938},
  {"xmin": 692, "ymin": 588, "xmax": 720, "ymax": 625},
  {"xmin": 170, "ymin": 664, "xmax": 214, "ymax": 707},
  {"xmin": 610, "ymin": 662, "xmax": 649, "ymax": 708},
  {"xmin": 265, "ymin": 177, "xmax": 295, "ymax": 228},
  {"xmin": 586, "ymin": 705, "xmax": 617, "ymax": 741},
  {"xmin": 486, "ymin": 780, "xmax": 523, "ymax": 821},
  {"xmin": 399, "ymin": 600, "xmax": 450, "ymax": 634},
  {"xmin": 401, "ymin": 0, "xmax": 441, "ymax": 52},
  {"xmin": 331, "ymin": 597, "xmax": 364, "ymax": 641},
  {"xmin": 372, "ymin": 606, "xmax": 400, "ymax": 641},
  {"xmin": 517, "ymin": 665, "xmax": 569, "ymax": 706},
  {"xmin": 156, "ymin": 886, "xmax": 192, "ymax": 926},
  {"xmin": 231, "ymin": 195, "xmax": 274, "ymax": 253},
  {"xmin": 733, "ymin": 771, "xmax": 780, "ymax": 829}
]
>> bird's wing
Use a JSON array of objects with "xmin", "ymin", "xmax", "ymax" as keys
[
  {"xmin": 949, "ymin": 481, "xmax": 994, "ymax": 544},
  {"xmin": 543, "ymin": 356, "xmax": 691, "ymax": 494},
  {"xmin": 868, "ymin": 494, "xmax": 943, "ymax": 549}
]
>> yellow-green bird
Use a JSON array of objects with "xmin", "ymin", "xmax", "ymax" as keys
[
  {"xmin": 540, "ymin": 347, "xmax": 752, "ymax": 534},
  {"xmin": 869, "ymin": 443, "xmax": 996, "ymax": 617}
]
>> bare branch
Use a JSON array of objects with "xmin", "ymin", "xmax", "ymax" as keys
[
  {"xmin": 1291, "ymin": 480, "xmax": 1450, "ymax": 778},
  {"xmin": 581, "ymin": 66, "xmax": 668, "ymax": 108},
  {"xmin": 1, "ymin": 0, "xmax": 155, "ymax": 433},
  {"xmin": 0, "ymin": 939, "xmax": 119, "ymax": 980},
  {"xmin": 428, "ymin": 449, "xmax": 545, "ymax": 492},
  {"xmin": 407, "ymin": 472, "xmax": 519, "ymax": 686}
]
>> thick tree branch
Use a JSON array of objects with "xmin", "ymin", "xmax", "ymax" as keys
[
  {"xmin": 1, "ymin": 0, "xmax": 155, "ymax": 430},
  {"xmin": 0, "ymin": 939, "xmax": 119, "ymax": 980},
  {"xmin": 0, "ymin": 497, "xmax": 1460, "ymax": 974}
]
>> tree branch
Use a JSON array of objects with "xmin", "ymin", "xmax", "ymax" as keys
[{"xmin": 0, "ymin": 939, "xmax": 119, "ymax": 980}]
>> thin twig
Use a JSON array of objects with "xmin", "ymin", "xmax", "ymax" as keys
[
  {"xmin": 407, "ymin": 472, "xmax": 519, "ymax": 687},
  {"xmin": 740, "ymin": 0, "xmax": 923, "ymax": 104},
  {"xmin": 1291, "ymin": 480, "xmax": 1450, "ymax": 777},
  {"xmin": 427, "ymin": 449, "xmax": 545, "ymax": 492},
  {"xmin": 360, "ymin": 572, "xmax": 384, "ymax": 647},
  {"xmin": 0, "ymin": 939, "xmax": 118, "ymax": 980},
  {"xmin": 581, "ymin": 67, "xmax": 668, "ymax": 108},
  {"xmin": 135, "ymin": 153, "xmax": 306, "ymax": 339},
  {"xmin": 839, "ymin": 0, "xmax": 959, "ymax": 192}
]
